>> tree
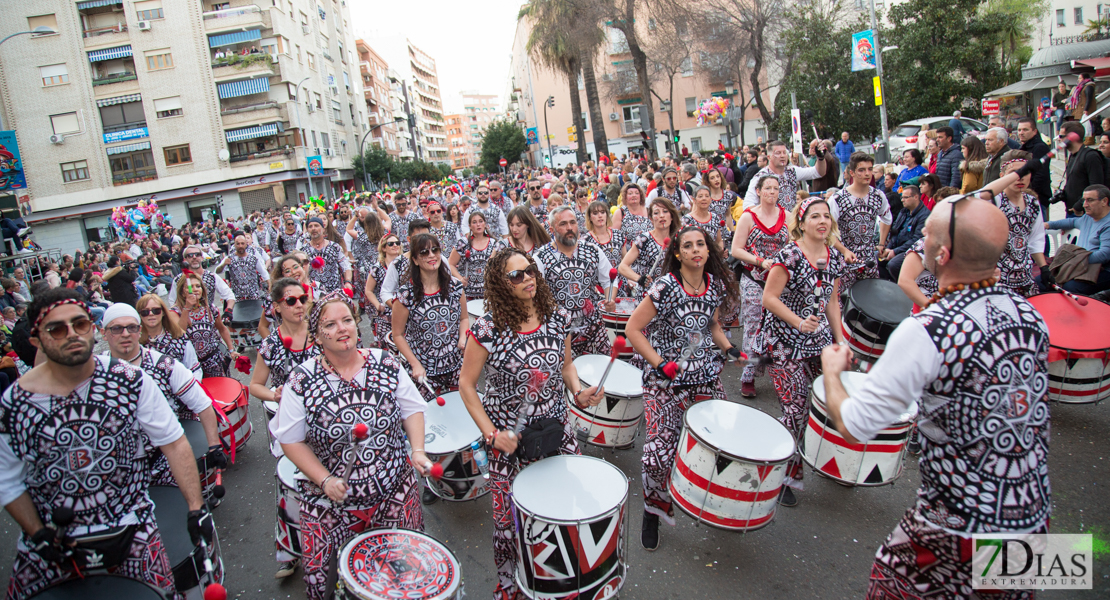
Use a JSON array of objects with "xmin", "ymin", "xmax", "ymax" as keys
[
  {"xmin": 642, "ymin": 2, "xmax": 693, "ymax": 155},
  {"xmin": 436, "ymin": 163, "xmax": 453, "ymax": 177},
  {"xmin": 606, "ymin": 0, "xmax": 659, "ymax": 156},
  {"xmin": 461, "ymin": 168, "xmax": 473, "ymax": 178},
  {"xmin": 352, "ymin": 146, "xmax": 393, "ymax": 187},
  {"xmin": 480, "ymin": 120, "xmax": 528, "ymax": 173},
  {"xmin": 704, "ymin": 0, "xmax": 787, "ymax": 128}
]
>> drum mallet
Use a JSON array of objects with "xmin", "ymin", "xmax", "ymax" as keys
[
  {"xmin": 418, "ymin": 376, "xmax": 446, "ymax": 406},
  {"xmin": 1052, "ymin": 283, "xmax": 1089, "ymax": 306},
  {"xmin": 195, "ymin": 510, "xmax": 227, "ymax": 600},
  {"xmin": 677, "ymin": 331, "xmax": 704, "ymax": 372},
  {"xmin": 607, "ymin": 268, "xmax": 618, "ymax": 302},
  {"xmin": 592, "ymin": 336, "xmax": 629, "ymax": 394},
  {"xmin": 339, "ymin": 423, "xmax": 370, "ymax": 481}
]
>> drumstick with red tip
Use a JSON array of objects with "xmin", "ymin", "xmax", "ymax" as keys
[
  {"xmin": 1052, "ymin": 283, "xmax": 1089, "ymax": 306},
  {"xmin": 417, "ymin": 376, "xmax": 438, "ymax": 399},
  {"xmin": 339, "ymin": 423, "xmax": 370, "ymax": 481},
  {"xmin": 593, "ymin": 336, "xmax": 628, "ymax": 393},
  {"xmin": 607, "ymin": 268, "xmax": 618, "ymax": 302}
]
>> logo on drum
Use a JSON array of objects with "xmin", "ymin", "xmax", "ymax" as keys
[
  {"xmin": 972, "ymin": 534, "xmax": 1092, "ymax": 590},
  {"xmin": 594, "ymin": 574, "xmax": 622, "ymax": 600}
]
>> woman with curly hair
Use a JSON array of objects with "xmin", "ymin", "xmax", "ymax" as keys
[
  {"xmin": 612, "ymin": 182, "xmax": 651, "ymax": 240},
  {"xmin": 459, "ymin": 247, "xmax": 605, "ymax": 600},
  {"xmin": 617, "ymin": 198, "xmax": 681, "ymax": 298},
  {"xmin": 762, "ymin": 196, "xmax": 847, "ymax": 507},
  {"xmin": 392, "ymin": 233, "xmax": 468, "ymax": 399},
  {"xmin": 138, "ymin": 293, "xmax": 200, "ymax": 377},
  {"xmin": 274, "ymin": 290, "xmax": 430, "ymax": 600},
  {"xmin": 506, "ymin": 205, "xmax": 551, "ymax": 255},
  {"xmin": 449, "ymin": 212, "xmax": 506, "ymax": 301},
  {"xmin": 171, "ymin": 271, "xmax": 238, "ymax": 378},
  {"xmin": 624, "ymin": 226, "xmax": 743, "ymax": 551}
]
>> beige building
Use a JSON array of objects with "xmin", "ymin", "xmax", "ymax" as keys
[
  {"xmin": 461, "ymin": 91, "xmax": 498, "ymax": 170},
  {"xmin": 408, "ymin": 41, "xmax": 447, "ymax": 165},
  {"xmin": 356, "ymin": 39, "xmax": 399, "ymax": 159},
  {"xmin": 446, "ymin": 113, "xmax": 470, "ymax": 171},
  {"xmin": 0, "ymin": 0, "xmax": 366, "ymax": 251},
  {"xmin": 504, "ymin": 16, "xmax": 772, "ymax": 168}
]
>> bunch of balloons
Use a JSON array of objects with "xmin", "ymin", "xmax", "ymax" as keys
[
  {"xmin": 696, "ymin": 97, "xmax": 730, "ymax": 126},
  {"xmin": 111, "ymin": 199, "xmax": 170, "ymax": 240}
]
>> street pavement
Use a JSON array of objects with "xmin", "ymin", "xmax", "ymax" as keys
[{"xmin": 1, "ymin": 319, "xmax": 1106, "ymax": 599}]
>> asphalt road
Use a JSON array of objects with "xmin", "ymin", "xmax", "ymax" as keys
[{"xmin": 1, "ymin": 320, "xmax": 1107, "ymax": 599}]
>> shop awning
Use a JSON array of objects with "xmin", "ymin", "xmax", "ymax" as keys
[
  {"xmin": 76, "ymin": 0, "xmax": 122, "ymax": 9},
  {"xmin": 225, "ymin": 122, "xmax": 279, "ymax": 143},
  {"xmin": 1074, "ymin": 57, "xmax": 1110, "ymax": 78},
  {"xmin": 87, "ymin": 45, "xmax": 132, "ymax": 62},
  {"xmin": 208, "ymin": 29, "xmax": 261, "ymax": 48},
  {"xmin": 96, "ymin": 93, "xmax": 141, "ymax": 107},
  {"xmin": 984, "ymin": 76, "xmax": 1077, "ymax": 99},
  {"xmin": 106, "ymin": 141, "xmax": 151, "ymax": 155},
  {"xmin": 217, "ymin": 77, "xmax": 269, "ymax": 99}
]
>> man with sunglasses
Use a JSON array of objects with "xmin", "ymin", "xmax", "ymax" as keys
[
  {"xmin": 389, "ymin": 193, "xmax": 418, "ymax": 252},
  {"xmin": 533, "ymin": 206, "xmax": 617, "ymax": 357},
  {"xmin": 276, "ymin": 216, "xmax": 304, "ymax": 256},
  {"xmin": 0, "ymin": 288, "xmax": 211, "ymax": 599},
  {"xmin": 168, "ymin": 245, "xmax": 236, "ymax": 316},
  {"xmin": 99, "ymin": 303, "xmax": 225, "ymax": 487},
  {"xmin": 425, "ymin": 201, "xmax": 459, "ymax": 259},
  {"xmin": 819, "ymin": 158, "xmax": 1053, "ymax": 599},
  {"xmin": 742, "ymin": 139, "xmax": 829, "ymax": 212},
  {"xmin": 462, "ymin": 185, "xmax": 509, "ymax": 239},
  {"xmin": 646, "ymin": 166, "xmax": 692, "ymax": 210},
  {"xmin": 487, "ymin": 180, "xmax": 513, "ymax": 213},
  {"xmin": 523, "ymin": 179, "xmax": 552, "ymax": 229},
  {"xmin": 303, "ymin": 217, "xmax": 353, "ymax": 296}
]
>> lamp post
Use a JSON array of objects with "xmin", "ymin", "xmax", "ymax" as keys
[
  {"xmin": 0, "ymin": 27, "xmax": 55, "ymax": 129},
  {"xmin": 359, "ymin": 116, "xmax": 404, "ymax": 191},
  {"xmin": 292, "ymin": 76, "xmax": 314, "ymax": 199},
  {"xmin": 869, "ymin": 0, "xmax": 891, "ymax": 163},
  {"xmin": 725, "ymin": 80, "xmax": 738, "ymax": 150},
  {"xmin": 543, "ymin": 95, "xmax": 554, "ymax": 168}
]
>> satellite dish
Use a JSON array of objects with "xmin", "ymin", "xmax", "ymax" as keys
[{"xmin": 218, "ymin": 149, "xmax": 230, "ymax": 161}]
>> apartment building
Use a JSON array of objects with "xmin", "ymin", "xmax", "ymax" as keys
[
  {"xmin": 356, "ymin": 39, "xmax": 399, "ymax": 159},
  {"xmin": 461, "ymin": 91, "xmax": 497, "ymax": 170},
  {"xmin": 407, "ymin": 41, "xmax": 447, "ymax": 165},
  {"xmin": 445, "ymin": 114, "xmax": 470, "ymax": 172},
  {"xmin": 0, "ymin": 0, "xmax": 366, "ymax": 251}
]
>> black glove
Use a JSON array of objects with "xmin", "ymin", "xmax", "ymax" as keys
[
  {"xmin": 814, "ymin": 144, "xmax": 827, "ymax": 159},
  {"xmin": 187, "ymin": 508, "xmax": 214, "ymax": 546},
  {"xmin": 638, "ymin": 275, "xmax": 652, "ymax": 289},
  {"xmin": 654, "ymin": 361, "xmax": 680, "ymax": 380},
  {"xmin": 1015, "ymin": 156, "xmax": 1045, "ymax": 179},
  {"xmin": 203, "ymin": 445, "xmax": 228, "ymax": 470},
  {"xmin": 29, "ymin": 527, "xmax": 65, "ymax": 564},
  {"xmin": 726, "ymin": 346, "xmax": 743, "ymax": 360},
  {"xmin": 1041, "ymin": 267, "xmax": 1056, "ymax": 287}
]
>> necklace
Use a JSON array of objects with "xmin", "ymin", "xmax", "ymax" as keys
[
  {"xmin": 680, "ymin": 272, "xmax": 704, "ymax": 294},
  {"xmin": 923, "ymin": 276, "xmax": 999, "ymax": 307}
]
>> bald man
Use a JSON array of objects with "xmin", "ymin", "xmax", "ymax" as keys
[{"xmin": 819, "ymin": 158, "xmax": 1053, "ymax": 598}]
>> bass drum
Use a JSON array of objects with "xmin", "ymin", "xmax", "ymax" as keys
[{"xmin": 28, "ymin": 575, "xmax": 168, "ymax": 599}]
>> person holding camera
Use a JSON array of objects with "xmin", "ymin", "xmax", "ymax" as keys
[{"xmin": 103, "ymin": 255, "xmax": 139, "ymax": 307}]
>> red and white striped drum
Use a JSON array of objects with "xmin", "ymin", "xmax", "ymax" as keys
[
  {"xmin": 803, "ymin": 372, "xmax": 918, "ymax": 486},
  {"xmin": 600, "ymin": 297, "xmax": 637, "ymax": 360},
  {"xmin": 150, "ymin": 485, "xmax": 225, "ymax": 600},
  {"xmin": 566, "ymin": 354, "xmax": 643, "ymax": 448},
  {"xmin": 336, "ymin": 529, "xmax": 462, "ymax": 600},
  {"xmin": 275, "ymin": 456, "xmax": 303, "ymax": 558},
  {"xmin": 513, "ymin": 456, "xmax": 628, "ymax": 600},
  {"xmin": 841, "ymin": 279, "xmax": 913, "ymax": 359},
  {"xmin": 1029, "ymin": 294, "xmax": 1110, "ymax": 403},
  {"xmin": 202, "ymin": 377, "xmax": 252, "ymax": 450},
  {"xmin": 670, "ymin": 400, "xmax": 795, "ymax": 531}
]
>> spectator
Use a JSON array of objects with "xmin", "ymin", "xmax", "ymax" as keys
[
  {"xmin": 739, "ymin": 152, "xmax": 766, "ymax": 197},
  {"xmin": 879, "ymin": 183, "xmax": 931, "ymax": 282},
  {"xmin": 834, "ymin": 132, "xmax": 855, "ymax": 177},
  {"xmin": 895, "ymin": 149, "xmax": 927, "ymax": 193},
  {"xmin": 43, "ymin": 263, "xmax": 62, "ymax": 289},
  {"xmin": 1016, "ymin": 117, "xmax": 1052, "ymax": 214},
  {"xmin": 103, "ymin": 256, "xmax": 139, "ymax": 307},
  {"xmin": 2, "ymin": 280, "xmax": 27, "ymax": 306},
  {"xmin": 1061, "ymin": 121, "xmax": 1106, "ymax": 215},
  {"xmin": 1074, "ymin": 72, "xmax": 1101, "ymax": 137},
  {"xmin": 959, "ymin": 136, "xmax": 989, "ymax": 194},
  {"xmin": 982, "ymin": 128, "xmax": 1010, "ymax": 185},
  {"xmin": 809, "ymin": 139, "xmax": 840, "ymax": 193},
  {"xmin": 918, "ymin": 173, "xmax": 941, "ymax": 211},
  {"xmin": 1044, "ymin": 184, "xmax": 1110, "ymax": 294},
  {"xmin": 934, "ymin": 126, "xmax": 963, "ymax": 189},
  {"xmin": 924, "ymin": 136, "xmax": 939, "ymax": 174},
  {"xmin": 10, "ymin": 268, "xmax": 29, "ymax": 300},
  {"xmin": 2, "ymin": 307, "xmax": 15, "ymax": 332},
  {"xmin": 948, "ymin": 110, "xmax": 966, "ymax": 144},
  {"xmin": 1052, "ymin": 82, "xmax": 1070, "ymax": 130},
  {"xmin": 882, "ymin": 172, "xmax": 903, "ymax": 218},
  {"xmin": 987, "ymin": 117, "xmax": 1021, "ymax": 150}
]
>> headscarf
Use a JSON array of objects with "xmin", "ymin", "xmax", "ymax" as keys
[{"xmin": 307, "ymin": 290, "xmax": 357, "ymax": 339}]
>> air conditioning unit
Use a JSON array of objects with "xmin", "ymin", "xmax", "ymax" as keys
[
  {"xmin": 49, "ymin": 134, "xmax": 65, "ymax": 145},
  {"xmin": 323, "ymin": 148, "xmax": 335, "ymax": 156},
  {"xmin": 136, "ymin": 20, "xmax": 151, "ymax": 31},
  {"xmin": 601, "ymin": 73, "xmax": 613, "ymax": 82},
  {"xmin": 608, "ymin": 113, "xmax": 619, "ymax": 121},
  {"xmin": 302, "ymin": 24, "xmax": 311, "ymax": 34},
  {"xmin": 307, "ymin": 104, "xmax": 316, "ymax": 113}
]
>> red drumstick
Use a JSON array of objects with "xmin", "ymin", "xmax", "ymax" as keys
[
  {"xmin": 593, "ymin": 336, "xmax": 628, "ymax": 392},
  {"xmin": 1052, "ymin": 283, "xmax": 1089, "ymax": 306},
  {"xmin": 339, "ymin": 423, "xmax": 370, "ymax": 481},
  {"xmin": 608, "ymin": 267, "xmax": 618, "ymax": 302}
]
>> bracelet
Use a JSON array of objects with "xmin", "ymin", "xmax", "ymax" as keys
[
  {"xmin": 320, "ymin": 475, "xmax": 334, "ymax": 489},
  {"xmin": 485, "ymin": 430, "xmax": 498, "ymax": 445},
  {"xmin": 573, "ymin": 389, "xmax": 584, "ymax": 406},
  {"xmin": 411, "ymin": 448, "xmax": 425, "ymax": 454}
]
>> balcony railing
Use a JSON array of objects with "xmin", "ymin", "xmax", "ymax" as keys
[
  {"xmin": 229, "ymin": 146, "xmax": 294, "ymax": 163},
  {"xmin": 93, "ymin": 72, "xmax": 137, "ymax": 87},
  {"xmin": 83, "ymin": 24, "xmax": 127, "ymax": 38},
  {"xmin": 112, "ymin": 169, "xmax": 158, "ymax": 186},
  {"xmin": 103, "ymin": 121, "xmax": 147, "ymax": 134},
  {"xmin": 221, "ymin": 100, "xmax": 279, "ymax": 114}
]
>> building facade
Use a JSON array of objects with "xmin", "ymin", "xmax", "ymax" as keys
[
  {"xmin": 445, "ymin": 114, "xmax": 469, "ymax": 172},
  {"xmin": 408, "ymin": 41, "xmax": 447, "ymax": 165},
  {"xmin": 356, "ymin": 39, "xmax": 398, "ymax": 159},
  {"xmin": 1036, "ymin": 2, "xmax": 1110, "ymax": 49},
  {"xmin": 0, "ymin": 0, "xmax": 366, "ymax": 251}
]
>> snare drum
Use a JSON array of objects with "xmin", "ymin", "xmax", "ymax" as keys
[
  {"xmin": 28, "ymin": 575, "xmax": 168, "ymax": 599},
  {"xmin": 670, "ymin": 401, "xmax": 795, "ymax": 531},
  {"xmin": 466, "ymin": 299, "xmax": 486, "ymax": 323},
  {"xmin": 150, "ymin": 486, "xmax": 224, "ymax": 600},
  {"xmin": 513, "ymin": 456, "xmax": 628, "ymax": 600},
  {"xmin": 600, "ymin": 297, "xmax": 637, "ymax": 359},
  {"xmin": 841, "ymin": 279, "xmax": 912, "ymax": 359},
  {"xmin": 1030, "ymin": 294, "xmax": 1110, "ymax": 403},
  {"xmin": 202, "ymin": 377, "xmax": 252, "ymax": 450},
  {"xmin": 567, "ymin": 355, "xmax": 644, "ymax": 448},
  {"xmin": 229, "ymin": 299, "xmax": 264, "ymax": 350},
  {"xmin": 275, "ymin": 456, "xmax": 303, "ymax": 557},
  {"xmin": 336, "ymin": 529, "xmax": 462, "ymax": 600},
  {"xmin": 180, "ymin": 420, "xmax": 219, "ymax": 500},
  {"xmin": 804, "ymin": 372, "xmax": 917, "ymax": 486},
  {"xmin": 424, "ymin": 391, "xmax": 489, "ymax": 501}
]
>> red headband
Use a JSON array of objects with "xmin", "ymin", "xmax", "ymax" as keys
[
  {"xmin": 798, "ymin": 196, "xmax": 826, "ymax": 219},
  {"xmin": 31, "ymin": 298, "xmax": 90, "ymax": 337}
]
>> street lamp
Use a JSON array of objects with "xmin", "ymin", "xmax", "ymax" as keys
[
  {"xmin": 724, "ymin": 80, "xmax": 738, "ymax": 150},
  {"xmin": 869, "ymin": 0, "xmax": 892, "ymax": 162},
  {"xmin": 0, "ymin": 27, "xmax": 56, "ymax": 129},
  {"xmin": 291, "ymin": 76, "xmax": 315, "ymax": 199},
  {"xmin": 725, "ymin": 80, "xmax": 736, "ymax": 96},
  {"xmin": 359, "ymin": 115, "xmax": 405, "ymax": 191},
  {"xmin": 543, "ymin": 95, "xmax": 554, "ymax": 167}
]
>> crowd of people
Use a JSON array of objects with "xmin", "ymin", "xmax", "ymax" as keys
[{"xmin": 0, "ymin": 133, "xmax": 1094, "ymax": 600}]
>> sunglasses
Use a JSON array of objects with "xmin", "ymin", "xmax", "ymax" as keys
[
  {"xmin": 506, "ymin": 265, "xmax": 539, "ymax": 284},
  {"xmin": 138, "ymin": 307, "xmax": 163, "ymax": 317},
  {"xmin": 947, "ymin": 194, "xmax": 974, "ymax": 259},
  {"xmin": 383, "ymin": 241, "xmax": 401, "ymax": 247},
  {"xmin": 184, "ymin": 252, "xmax": 202, "ymax": 259},
  {"xmin": 282, "ymin": 295, "xmax": 309, "ymax": 307},
  {"xmin": 417, "ymin": 247, "xmax": 442, "ymax": 257},
  {"xmin": 41, "ymin": 318, "xmax": 93, "ymax": 340},
  {"xmin": 477, "ymin": 192, "xmax": 490, "ymax": 196},
  {"xmin": 105, "ymin": 324, "xmax": 141, "ymax": 335},
  {"xmin": 528, "ymin": 186, "xmax": 541, "ymax": 191},
  {"xmin": 428, "ymin": 209, "xmax": 443, "ymax": 215}
]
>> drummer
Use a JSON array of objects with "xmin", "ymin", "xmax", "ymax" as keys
[
  {"xmin": 458, "ymin": 247, "xmax": 604, "ymax": 600},
  {"xmin": 168, "ymin": 244, "xmax": 236, "ymax": 316},
  {"xmin": 171, "ymin": 272, "xmax": 240, "ymax": 379},
  {"xmin": 989, "ymin": 151, "xmax": 1048, "ymax": 298},
  {"xmin": 366, "ymin": 234, "xmax": 403, "ymax": 349},
  {"xmin": 449, "ymin": 212, "xmax": 507, "ymax": 301},
  {"xmin": 216, "ymin": 232, "xmax": 272, "ymax": 338},
  {"xmin": 302, "ymin": 217, "xmax": 354, "ymax": 297},
  {"xmin": 682, "ymin": 186, "xmax": 726, "ymax": 250},
  {"xmin": 273, "ymin": 291, "xmax": 430, "ymax": 600},
  {"xmin": 829, "ymin": 153, "xmax": 892, "ymax": 297},
  {"xmin": 506, "ymin": 205, "xmax": 551, "ymax": 255},
  {"xmin": 138, "ymin": 293, "xmax": 202, "ymax": 378},
  {"xmin": 761, "ymin": 196, "xmax": 847, "ymax": 507},
  {"xmin": 0, "ymin": 288, "xmax": 210, "ymax": 599},
  {"xmin": 731, "ymin": 175, "xmax": 791, "ymax": 398},
  {"xmin": 613, "ymin": 183, "xmax": 652, "ymax": 241},
  {"xmin": 617, "ymin": 199, "xmax": 681, "ymax": 298},
  {"xmin": 819, "ymin": 160, "xmax": 1051, "ymax": 598},
  {"xmin": 348, "ymin": 210, "xmax": 385, "ymax": 317},
  {"xmin": 100, "ymin": 303, "xmax": 225, "ymax": 486},
  {"xmin": 896, "ymin": 238, "xmax": 939, "ymax": 312},
  {"xmin": 624, "ymin": 226, "xmax": 743, "ymax": 551}
]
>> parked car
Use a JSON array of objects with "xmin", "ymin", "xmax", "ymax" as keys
[{"xmin": 888, "ymin": 116, "xmax": 989, "ymax": 157}]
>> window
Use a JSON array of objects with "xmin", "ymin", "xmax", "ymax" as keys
[
  {"xmin": 685, "ymin": 96, "xmax": 697, "ymax": 117},
  {"xmin": 61, "ymin": 160, "xmax": 89, "ymax": 183},
  {"xmin": 314, "ymin": 92, "xmax": 322, "ymax": 108},
  {"xmin": 109, "ymin": 149, "xmax": 157, "ymax": 185},
  {"xmin": 1075, "ymin": 7, "xmax": 1084, "ymax": 24},
  {"xmin": 134, "ymin": 0, "xmax": 164, "ymax": 20},
  {"xmin": 1057, "ymin": 9, "xmax": 1066, "ymax": 26},
  {"xmin": 154, "ymin": 96, "xmax": 183, "ymax": 118},
  {"xmin": 622, "ymin": 105, "xmax": 641, "ymax": 134},
  {"xmin": 311, "ymin": 130, "xmax": 318, "ymax": 147},
  {"xmin": 300, "ymin": 11, "xmax": 308, "ymax": 26},
  {"xmin": 296, "ymin": 44, "xmax": 302, "ymax": 63},
  {"xmin": 581, "ymin": 111, "xmax": 589, "ymax": 130},
  {"xmin": 100, "ymin": 102, "xmax": 146, "ymax": 132},
  {"xmin": 690, "ymin": 137, "xmax": 701, "ymax": 153},
  {"xmin": 164, "ymin": 144, "xmax": 192, "ymax": 165},
  {"xmin": 287, "ymin": 83, "xmax": 298, "ymax": 100},
  {"xmin": 680, "ymin": 57, "xmax": 693, "ymax": 77},
  {"xmin": 145, "ymin": 49, "xmax": 173, "ymax": 70},
  {"xmin": 28, "ymin": 14, "xmax": 57, "ymax": 34},
  {"xmin": 307, "ymin": 52, "xmax": 316, "ymax": 70},
  {"xmin": 321, "ymin": 132, "xmax": 330, "ymax": 148},
  {"xmin": 40, "ymin": 64, "xmax": 68, "ymax": 86},
  {"xmin": 50, "ymin": 113, "xmax": 80, "ymax": 135}
]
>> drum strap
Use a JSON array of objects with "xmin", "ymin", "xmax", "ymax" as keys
[{"xmin": 198, "ymin": 381, "xmax": 237, "ymax": 463}]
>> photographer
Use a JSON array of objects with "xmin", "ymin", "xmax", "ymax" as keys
[{"xmin": 104, "ymin": 255, "xmax": 140, "ymax": 307}]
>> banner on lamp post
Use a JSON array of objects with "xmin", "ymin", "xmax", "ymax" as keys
[
  {"xmin": 790, "ymin": 109, "xmax": 803, "ymax": 154},
  {"xmin": 852, "ymin": 30, "xmax": 877, "ymax": 72}
]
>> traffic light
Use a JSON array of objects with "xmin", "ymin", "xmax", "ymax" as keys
[
  {"xmin": 640, "ymin": 130, "xmax": 650, "ymax": 152},
  {"xmin": 673, "ymin": 130, "xmax": 680, "ymax": 144},
  {"xmin": 660, "ymin": 129, "xmax": 671, "ymax": 138}
]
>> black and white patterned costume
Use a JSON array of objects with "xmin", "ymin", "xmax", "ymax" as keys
[
  {"xmin": 453, "ymin": 237, "xmax": 506, "ymax": 300},
  {"xmin": 533, "ymin": 241, "xmax": 613, "ymax": 356},
  {"xmin": 276, "ymin": 230, "xmax": 305, "ymax": 256},
  {"xmin": 396, "ymin": 278, "xmax": 466, "ymax": 397},
  {"xmin": 429, "ymin": 222, "xmax": 460, "ymax": 259},
  {"xmin": 388, "ymin": 211, "xmax": 417, "ymax": 250},
  {"xmin": 463, "ymin": 204, "xmax": 508, "ymax": 238},
  {"xmin": 468, "ymin": 309, "xmax": 580, "ymax": 600},
  {"xmin": 830, "ymin": 186, "xmax": 892, "ymax": 292},
  {"xmin": 742, "ymin": 164, "xmax": 823, "ymax": 213},
  {"xmin": 147, "ymin": 331, "xmax": 202, "ymax": 379},
  {"xmin": 627, "ymin": 231, "xmax": 668, "ymax": 299},
  {"xmin": 618, "ymin": 210, "xmax": 652, "ymax": 242},
  {"xmin": 710, "ymin": 190, "xmax": 739, "ymax": 249},
  {"xmin": 368, "ymin": 261, "xmax": 393, "ymax": 349},
  {"xmin": 224, "ymin": 252, "xmax": 267, "ymax": 301},
  {"xmin": 302, "ymin": 240, "xmax": 349, "ymax": 293},
  {"xmin": 0, "ymin": 357, "xmax": 180, "ymax": 599},
  {"xmin": 737, "ymin": 208, "xmax": 790, "ymax": 384},
  {"xmin": 681, "ymin": 212, "xmax": 726, "ymax": 249},
  {"xmin": 526, "ymin": 201, "xmax": 549, "ymax": 229},
  {"xmin": 258, "ymin": 330, "xmax": 321, "ymax": 390},
  {"xmin": 173, "ymin": 305, "xmax": 230, "ymax": 378},
  {"xmin": 350, "ymin": 230, "xmax": 379, "ymax": 312},
  {"xmin": 910, "ymin": 238, "xmax": 939, "ymax": 301},
  {"xmin": 648, "ymin": 185, "xmax": 688, "ymax": 209},
  {"xmin": 993, "ymin": 193, "xmax": 1044, "ymax": 298}
]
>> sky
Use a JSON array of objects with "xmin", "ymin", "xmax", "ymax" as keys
[{"xmin": 351, "ymin": 0, "xmax": 524, "ymax": 114}]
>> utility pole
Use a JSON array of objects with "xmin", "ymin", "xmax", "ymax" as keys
[
  {"xmin": 869, "ymin": 0, "xmax": 890, "ymax": 163},
  {"xmin": 293, "ymin": 76, "xmax": 314, "ymax": 200},
  {"xmin": 543, "ymin": 96, "xmax": 554, "ymax": 168}
]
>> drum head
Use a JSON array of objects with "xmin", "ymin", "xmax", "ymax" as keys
[
  {"xmin": 201, "ymin": 377, "xmax": 244, "ymax": 402},
  {"xmin": 30, "ymin": 575, "xmax": 166, "ymax": 599},
  {"xmin": 811, "ymin": 372, "xmax": 870, "ymax": 406},
  {"xmin": 277, "ymin": 456, "xmax": 300, "ymax": 489},
  {"xmin": 1030, "ymin": 294, "xmax": 1110, "ymax": 351},
  {"xmin": 425, "ymin": 391, "xmax": 483, "ymax": 454},
  {"xmin": 231, "ymin": 299, "xmax": 263, "ymax": 321},
  {"xmin": 339, "ymin": 529, "xmax": 460, "ymax": 600},
  {"xmin": 512, "ymin": 455, "xmax": 627, "ymax": 520},
  {"xmin": 467, "ymin": 299, "xmax": 487, "ymax": 318},
  {"xmin": 149, "ymin": 486, "xmax": 194, "ymax": 566},
  {"xmin": 180, "ymin": 419, "xmax": 207, "ymax": 461},
  {"xmin": 685, "ymin": 401, "xmax": 795, "ymax": 463},
  {"xmin": 847, "ymin": 279, "xmax": 913, "ymax": 324},
  {"xmin": 573, "ymin": 355, "xmax": 642, "ymax": 398}
]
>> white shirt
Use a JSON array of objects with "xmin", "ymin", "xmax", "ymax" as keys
[
  {"xmin": 103, "ymin": 348, "xmax": 212, "ymax": 416},
  {"xmin": 742, "ymin": 164, "xmax": 824, "ymax": 210},
  {"xmin": 380, "ymin": 255, "xmax": 407, "ymax": 303},
  {"xmin": 168, "ymin": 271, "xmax": 237, "ymax": 305}
]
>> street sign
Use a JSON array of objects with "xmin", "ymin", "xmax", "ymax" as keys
[
  {"xmin": 981, "ymin": 99, "xmax": 1000, "ymax": 116},
  {"xmin": 567, "ymin": 125, "xmax": 577, "ymax": 134},
  {"xmin": 790, "ymin": 109, "xmax": 803, "ymax": 154},
  {"xmin": 568, "ymin": 143, "xmax": 578, "ymax": 150},
  {"xmin": 499, "ymin": 158, "xmax": 507, "ymax": 167},
  {"xmin": 873, "ymin": 77, "xmax": 883, "ymax": 106},
  {"xmin": 568, "ymin": 133, "xmax": 577, "ymax": 142}
]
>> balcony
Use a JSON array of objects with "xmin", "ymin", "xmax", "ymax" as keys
[
  {"xmin": 202, "ymin": 5, "xmax": 264, "ymax": 33},
  {"xmin": 212, "ymin": 53, "xmax": 276, "ymax": 81},
  {"xmin": 112, "ymin": 169, "xmax": 158, "ymax": 186},
  {"xmin": 229, "ymin": 146, "xmax": 294, "ymax": 164},
  {"xmin": 83, "ymin": 24, "xmax": 129, "ymax": 50},
  {"xmin": 221, "ymin": 100, "xmax": 284, "ymax": 127},
  {"xmin": 92, "ymin": 72, "xmax": 137, "ymax": 87}
]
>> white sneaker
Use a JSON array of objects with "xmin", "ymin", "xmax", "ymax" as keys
[
  {"xmin": 275, "ymin": 558, "xmax": 299, "ymax": 579},
  {"xmin": 16, "ymin": 248, "xmax": 32, "ymax": 254},
  {"xmin": 15, "ymin": 227, "xmax": 30, "ymax": 237}
]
